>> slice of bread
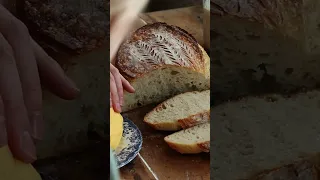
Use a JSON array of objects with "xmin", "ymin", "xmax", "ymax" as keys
[
  {"xmin": 164, "ymin": 122, "xmax": 210, "ymax": 154},
  {"xmin": 144, "ymin": 90, "xmax": 210, "ymax": 131},
  {"xmin": 116, "ymin": 23, "xmax": 210, "ymax": 112}
]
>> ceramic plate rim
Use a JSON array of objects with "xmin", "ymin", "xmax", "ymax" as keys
[{"xmin": 115, "ymin": 117, "xmax": 143, "ymax": 168}]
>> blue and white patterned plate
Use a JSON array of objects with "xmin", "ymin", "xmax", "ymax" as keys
[{"xmin": 113, "ymin": 117, "xmax": 143, "ymax": 168}]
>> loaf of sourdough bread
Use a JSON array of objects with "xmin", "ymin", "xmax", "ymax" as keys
[
  {"xmin": 144, "ymin": 90, "xmax": 210, "ymax": 131},
  {"xmin": 164, "ymin": 122, "xmax": 210, "ymax": 154},
  {"xmin": 211, "ymin": 91, "xmax": 320, "ymax": 180},
  {"xmin": 115, "ymin": 22, "xmax": 210, "ymax": 112}
]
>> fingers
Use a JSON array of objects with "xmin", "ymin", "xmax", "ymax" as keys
[
  {"xmin": 110, "ymin": 63, "xmax": 134, "ymax": 112},
  {"xmin": 110, "ymin": 64, "xmax": 124, "ymax": 106},
  {"xmin": 31, "ymin": 39, "xmax": 80, "ymax": 100},
  {"xmin": 110, "ymin": 0, "xmax": 148, "ymax": 63},
  {"xmin": 110, "ymin": 73, "xmax": 121, "ymax": 113},
  {"xmin": 1, "ymin": 21, "xmax": 42, "ymax": 141},
  {"xmin": 121, "ymin": 75, "xmax": 135, "ymax": 93},
  {"xmin": 110, "ymin": 74, "xmax": 135, "ymax": 112},
  {"xmin": 110, "ymin": 14, "xmax": 136, "ymax": 62},
  {"xmin": 0, "ymin": 96, "xmax": 7, "ymax": 147},
  {"xmin": 110, "ymin": 92, "xmax": 113, "ymax": 108},
  {"xmin": 0, "ymin": 4, "xmax": 43, "ymax": 142},
  {"xmin": 0, "ymin": 33, "xmax": 36, "ymax": 163}
]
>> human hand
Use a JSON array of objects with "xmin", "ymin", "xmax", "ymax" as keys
[
  {"xmin": 0, "ymin": 4, "xmax": 79, "ymax": 163},
  {"xmin": 110, "ymin": 0, "xmax": 149, "ymax": 63},
  {"xmin": 110, "ymin": 63, "xmax": 134, "ymax": 113}
]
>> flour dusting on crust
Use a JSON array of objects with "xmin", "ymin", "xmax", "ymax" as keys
[{"xmin": 116, "ymin": 23, "xmax": 205, "ymax": 79}]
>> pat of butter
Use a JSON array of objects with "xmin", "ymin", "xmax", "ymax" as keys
[
  {"xmin": 110, "ymin": 108, "xmax": 124, "ymax": 150},
  {"xmin": 0, "ymin": 146, "xmax": 42, "ymax": 180}
]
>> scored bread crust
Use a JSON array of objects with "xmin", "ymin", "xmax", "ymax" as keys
[
  {"xmin": 120, "ymin": 44, "xmax": 210, "ymax": 84},
  {"xmin": 178, "ymin": 110, "xmax": 210, "ymax": 129},
  {"xmin": 115, "ymin": 22, "xmax": 205, "ymax": 81},
  {"xmin": 143, "ymin": 90, "xmax": 210, "ymax": 131},
  {"xmin": 164, "ymin": 139, "xmax": 210, "ymax": 154}
]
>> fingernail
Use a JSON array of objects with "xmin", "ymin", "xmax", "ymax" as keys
[
  {"xmin": 20, "ymin": 131, "xmax": 37, "ymax": 161},
  {"xmin": 30, "ymin": 112, "xmax": 44, "ymax": 140}
]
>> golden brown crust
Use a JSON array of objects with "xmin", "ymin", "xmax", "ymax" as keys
[
  {"xmin": 164, "ymin": 138, "xmax": 210, "ymax": 154},
  {"xmin": 163, "ymin": 122, "xmax": 210, "ymax": 154},
  {"xmin": 121, "ymin": 45, "xmax": 210, "ymax": 84},
  {"xmin": 198, "ymin": 141, "xmax": 210, "ymax": 153},
  {"xmin": 115, "ymin": 22, "xmax": 205, "ymax": 80},
  {"xmin": 143, "ymin": 120, "xmax": 181, "ymax": 131},
  {"xmin": 178, "ymin": 110, "xmax": 210, "ymax": 129},
  {"xmin": 124, "ymin": 64, "xmax": 203, "ymax": 83},
  {"xmin": 164, "ymin": 141, "xmax": 184, "ymax": 153},
  {"xmin": 170, "ymin": 25, "xmax": 199, "ymax": 45},
  {"xmin": 143, "ymin": 90, "xmax": 210, "ymax": 131}
]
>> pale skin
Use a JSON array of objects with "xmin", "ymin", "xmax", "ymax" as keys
[
  {"xmin": 0, "ymin": 0, "xmax": 143, "ymax": 164},
  {"xmin": 110, "ymin": 7, "xmax": 136, "ymax": 112},
  {"xmin": 110, "ymin": 64, "xmax": 134, "ymax": 113},
  {"xmin": 110, "ymin": 0, "xmax": 148, "ymax": 113},
  {"xmin": 0, "ymin": 0, "xmax": 142, "ymax": 163},
  {"xmin": 0, "ymin": 3, "xmax": 79, "ymax": 163}
]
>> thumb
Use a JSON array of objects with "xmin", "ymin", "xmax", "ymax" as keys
[{"xmin": 31, "ymin": 38, "xmax": 80, "ymax": 100}]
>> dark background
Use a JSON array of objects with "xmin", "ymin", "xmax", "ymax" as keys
[{"xmin": 145, "ymin": 0, "xmax": 200, "ymax": 12}]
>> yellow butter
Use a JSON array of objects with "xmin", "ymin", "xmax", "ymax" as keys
[
  {"xmin": 0, "ymin": 146, "xmax": 42, "ymax": 180},
  {"xmin": 110, "ymin": 108, "xmax": 124, "ymax": 150}
]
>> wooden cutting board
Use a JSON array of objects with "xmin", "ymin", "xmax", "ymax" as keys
[{"xmin": 119, "ymin": 6, "xmax": 209, "ymax": 180}]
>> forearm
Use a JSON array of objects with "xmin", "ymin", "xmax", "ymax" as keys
[{"xmin": 110, "ymin": 0, "xmax": 149, "ymax": 63}]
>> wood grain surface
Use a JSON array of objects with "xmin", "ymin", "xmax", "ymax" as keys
[{"xmin": 120, "ymin": 105, "xmax": 210, "ymax": 180}]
